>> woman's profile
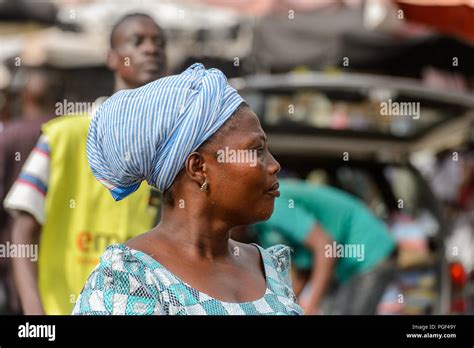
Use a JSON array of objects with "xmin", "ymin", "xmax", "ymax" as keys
[{"xmin": 72, "ymin": 63, "xmax": 303, "ymax": 315}]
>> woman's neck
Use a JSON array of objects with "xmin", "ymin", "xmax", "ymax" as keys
[{"xmin": 154, "ymin": 206, "xmax": 234, "ymax": 261}]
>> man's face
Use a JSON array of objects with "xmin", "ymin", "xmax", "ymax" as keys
[{"xmin": 109, "ymin": 16, "xmax": 167, "ymax": 89}]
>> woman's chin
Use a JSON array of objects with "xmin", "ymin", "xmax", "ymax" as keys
[{"xmin": 255, "ymin": 203, "xmax": 275, "ymax": 222}]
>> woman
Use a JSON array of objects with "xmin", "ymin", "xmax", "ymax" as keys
[{"xmin": 72, "ymin": 64, "xmax": 303, "ymax": 315}]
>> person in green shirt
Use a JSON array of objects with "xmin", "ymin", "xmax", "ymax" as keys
[{"xmin": 253, "ymin": 178, "xmax": 397, "ymax": 315}]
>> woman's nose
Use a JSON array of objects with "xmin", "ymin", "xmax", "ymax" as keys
[{"xmin": 267, "ymin": 152, "xmax": 281, "ymax": 176}]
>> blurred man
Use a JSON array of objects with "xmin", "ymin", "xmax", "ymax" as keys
[
  {"xmin": 0, "ymin": 69, "xmax": 60, "ymax": 314},
  {"xmin": 253, "ymin": 179, "xmax": 397, "ymax": 315},
  {"xmin": 3, "ymin": 13, "xmax": 167, "ymax": 314}
]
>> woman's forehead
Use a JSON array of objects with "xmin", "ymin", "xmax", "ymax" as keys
[
  {"xmin": 233, "ymin": 107, "xmax": 261, "ymax": 130},
  {"xmin": 221, "ymin": 116, "xmax": 266, "ymax": 147}
]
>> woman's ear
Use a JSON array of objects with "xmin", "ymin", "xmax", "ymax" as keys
[{"xmin": 185, "ymin": 152, "xmax": 207, "ymax": 187}]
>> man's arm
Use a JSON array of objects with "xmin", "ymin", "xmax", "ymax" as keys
[
  {"xmin": 298, "ymin": 224, "xmax": 336, "ymax": 314},
  {"xmin": 3, "ymin": 135, "xmax": 50, "ymax": 314},
  {"xmin": 11, "ymin": 211, "xmax": 44, "ymax": 315}
]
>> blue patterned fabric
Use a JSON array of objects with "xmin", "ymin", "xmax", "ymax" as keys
[
  {"xmin": 86, "ymin": 63, "xmax": 245, "ymax": 201},
  {"xmin": 72, "ymin": 243, "xmax": 303, "ymax": 315}
]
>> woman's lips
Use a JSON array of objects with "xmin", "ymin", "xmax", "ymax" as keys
[
  {"xmin": 267, "ymin": 182, "xmax": 280, "ymax": 197},
  {"xmin": 266, "ymin": 189, "xmax": 280, "ymax": 197}
]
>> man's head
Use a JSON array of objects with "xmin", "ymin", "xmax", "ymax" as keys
[
  {"xmin": 108, "ymin": 13, "xmax": 167, "ymax": 90},
  {"xmin": 21, "ymin": 69, "xmax": 61, "ymax": 120}
]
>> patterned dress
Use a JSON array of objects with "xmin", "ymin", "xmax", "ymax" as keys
[{"xmin": 72, "ymin": 243, "xmax": 303, "ymax": 315}]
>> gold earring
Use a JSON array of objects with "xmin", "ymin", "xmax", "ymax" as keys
[{"xmin": 200, "ymin": 180, "xmax": 208, "ymax": 192}]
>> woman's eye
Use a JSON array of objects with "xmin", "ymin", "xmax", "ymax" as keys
[{"xmin": 132, "ymin": 36, "xmax": 143, "ymax": 46}]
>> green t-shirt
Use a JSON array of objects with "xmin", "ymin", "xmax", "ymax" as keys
[{"xmin": 254, "ymin": 179, "xmax": 395, "ymax": 283}]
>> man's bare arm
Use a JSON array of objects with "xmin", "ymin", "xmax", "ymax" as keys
[
  {"xmin": 298, "ymin": 224, "xmax": 336, "ymax": 314},
  {"xmin": 11, "ymin": 211, "xmax": 44, "ymax": 315}
]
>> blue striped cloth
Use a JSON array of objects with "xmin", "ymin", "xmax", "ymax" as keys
[{"xmin": 86, "ymin": 63, "xmax": 244, "ymax": 200}]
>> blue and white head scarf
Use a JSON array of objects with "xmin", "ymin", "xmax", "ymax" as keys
[{"xmin": 86, "ymin": 63, "xmax": 244, "ymax": 201}]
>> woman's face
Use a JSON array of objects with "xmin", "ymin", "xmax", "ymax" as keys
[{"xmin": 202, "ymin": 107, "xmax": 281, "ymax": 226}]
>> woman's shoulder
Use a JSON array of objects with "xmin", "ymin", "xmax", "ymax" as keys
[
  {"xmin": 98, "ymin": 243, "xmax": 139, "ymax": 268},
  {"xmin": 98, "ymin": 243, "xmax": 165, "ymax": 274},
  {"xmin": 256, "ymin": 243, "xmax": 292, "ymax": 273},
  {"xmin": 89, "ymin": 243, "xmax": 169, "ymax": 295},
  {"xmin": 72, "ymin": 243, "xmax": 167, "ymax": 315},
  {"xmin": 254, "ymin": 244, "xmax": 298, "ymax": 303},
  {"xmin": 234, "ymin": 241, "xmax": 293, "ymax": 284}
]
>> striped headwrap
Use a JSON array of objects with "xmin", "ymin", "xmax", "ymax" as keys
[{"xmin": 86, "ymin": 63, "xmax": 244, "ymax": 201}]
